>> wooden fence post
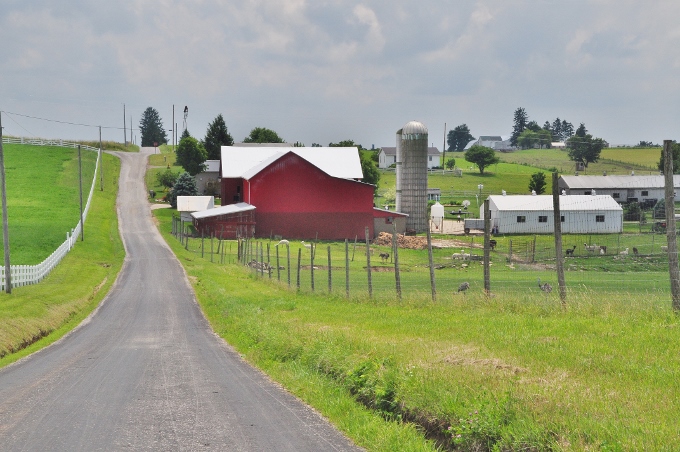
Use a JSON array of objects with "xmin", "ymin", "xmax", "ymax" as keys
[
  {"xmin": 345, "ymin": 239, "xmax": 350, "ymax": 298},
  {"xmin": 287, "ymin": 245, "xmax": 291, "ymax": 287},
  {"xmin": 327, "ymin": 246, "xmax": 332, "ymax": 293},
  {"xmin": 296, "ymin": 248, "xmax": 302, "ymax": 290},
  {"xmin": 276, "ymin": 245, "xmax": 280, "ymax": 281},
  {"xmin": 393, "ymin": 224, "xmax": 401, "ymax": 300},
  {"xmin": 365, "ymin": 227, "xmax": 372, "ymax": 298},
  {"xmin": 663, "ymin": 140, "xmax": 680, "ymax": 311},
  {"xmin": 552, "ymin": 172, "xmax": 567, "ymax": 305},
  {"xmin": 311, "ymin": 242, "xmax": 315, "ymax": 291},
  {"xmin": 426, "ymin": 227, "xmax": 436, "ymax": 302},
  {"xmin": 267, "ymin": 243, "xmax": 271, "ymax": 279},
  {"xmin": 483, "ymin": 199, "xmax": 491, "ymax": 295}
]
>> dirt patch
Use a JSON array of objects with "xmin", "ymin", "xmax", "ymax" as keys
[{"xmin": 372, "ymin": 232, "xmax": 481, "ymax": 250}]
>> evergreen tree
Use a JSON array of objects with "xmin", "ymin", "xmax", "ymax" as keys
[
  {"xmin": 203, "ymin": 114, "xmax": 234, "ymax": 160},
  {"xmin": 511, "ymin": 107, "xmax": 528, "ymax": 147},
  {"xmin": 447, "ymin": 124, "xmax": 474, "ymax": 152},
  {"xmin": 552, "ymin": 118, "xmax": 562, "ymax": 141},
  {"xmin": 168, "ymin": 172, "xmax": 198, "ymax": 208},
  {"xmin": 139, "ymin": 107, "xmax": 168, "ymax": 147},
  {"xmin": 575, "ymin": 123, "xmax": 588, "ymax": 137},
  {"xmin": 181, "ymin": 129, "xmax": 191, "ymax": 140},
  {"xmin": 528, "ymin": 172, "xmax": 547, "ymax": 194},
  {"xmin": 561, "ymin": 120, "xmax": 574, "ymax": 140},
  {"xmin": 175, "ymin": 136, "xmax": 207, "ymax": 176}
]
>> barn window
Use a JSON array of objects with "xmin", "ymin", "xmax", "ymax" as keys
[
  {"xmin": 517, "ymin": 216, "xmax": 526, "ymax": 223},
  {"xmin": 584, "ymin": 190, "xmax": 592, "ymax": 195},
  {"xmin": 613, "ymin": 193, "xmax": 620, "ymax": 199},
  {"xmin": 538, "ymin": 216, "xmax": 548, "ymax": 223},
  {"xmin": 596, "ymin": 215, "xmax": 605, "ymax": 222},
  {"xmin": 561, "ymin": 215, "xmax": 565, "ymax": 222},
  {"xmin": 642, "ymin": 190, "xmax": 649, "ymax": 196}
]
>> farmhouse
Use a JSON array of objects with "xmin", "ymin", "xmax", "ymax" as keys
[
  {"xmin": 558, "ymin": 175, "xmax": 680, "ymax": 206},
  {"xmin": 378, "ymin": 146, "xmax": 441, "ymax": 169},
  {"xmin": 219, "ymin": 146, "xmax": 403, "ymax": 240},
  {"xmin": 483, "ymin": 194, "xmax": 623, "ymax": 234}
]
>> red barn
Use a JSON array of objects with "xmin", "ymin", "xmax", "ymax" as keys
[{"xmin": 220, "ymin": 146, "xmax": 377, "ymax": 240}]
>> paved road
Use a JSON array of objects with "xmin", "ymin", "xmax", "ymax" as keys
[{"xmin": 0, "ymin": 148, "xmax": 360, "ymax": 451}]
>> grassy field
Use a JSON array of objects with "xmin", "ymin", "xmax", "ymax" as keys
[
  {"xmin": 0, "ymin": 152, "xmax": 123, "ymax": 364},
  {"xmin": 154, "ymin": 207, "xmax": 680, "ymax": 451},
  {"xmin": 600, "ymin": 147, "xmax": 661, "ymax": 170},
  {"xmin": 3, "ymin": 144, "xmax": 99, "ymax": 264}
]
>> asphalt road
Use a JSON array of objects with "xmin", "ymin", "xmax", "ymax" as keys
[{"xmin": 0, "ymin": 148, "xmax": 360, "ymax": 451}]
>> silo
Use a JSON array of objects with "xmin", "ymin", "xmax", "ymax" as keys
[{"xmin": 396, "ymin": 120, "xmax": 428, "ymax": 232}]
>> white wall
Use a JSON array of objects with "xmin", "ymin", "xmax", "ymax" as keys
[{"xmin": 491, "ymin": 209, "xmax": 623, "ymax": 234}]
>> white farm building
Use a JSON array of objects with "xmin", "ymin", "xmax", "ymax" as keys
[
  {"xmin": 558, "ymin": 175, "xmax": 680, "ymax": 206},
  {"xmin": 483, "ymin": 195, "xmax": 623, "ymax": 234}
]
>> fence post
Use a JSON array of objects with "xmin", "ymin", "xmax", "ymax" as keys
[
  {"xmin": 296, "ymin": 248, "xmax": 302, "ymax": 290},
  {"xmin": 327, "ymin": 245, "xmax": 332, "ymax": 293},
  {"xmin": 552, "ymin": 172, "xmax": 567, "ymax": 304},
  {"xmin": 531, "ymin": 235, "xmax": 537, "ymax": 263},
  {"xmin": 287, "ymin": 245, "xmax": 291, "ymax": 287},
  {"xmin": 663, "ymin": 140, "xmax": 680, "ymax": 311},
  {"xmin": 260, "ymin": 242, "xmax": 264, "ymax": 277},
  {"xmin": 201, "ymin": 231, "xmax": 204, "ymax": 258},
  {"xmin": 352, "ymin": 235, "xmax": 358, "ymax": 262},
  {"xmin": 365, "ymin": 227, "xmax": 372, "ymax": 298},
  {"xmin": 508, "ymin": 239, "xmax": 513, "ymax": 264},
  {"xmin": 426, "ymin": 226, "xmax": 436, "ymax": 302},
  {"xmin": 267, "ymin": 243, "xmax": 271, "ymax": 279},
  {"xmin": 393, "ymin": 223, "xmax": 401, "ymax": 300},
  {"xmin": 483, "ymin": 199, "xmax": 491, "ymax": 295},
  {"xmin": 276, "ymin": 245, "xmax": 280, "ymax": 281},
  {"xmin": 345, "ymin": 239, "xmax": 350, "ymax": 298},
  {"xmin": 310, "ymin": 242, "xmax": 315, "ymax": 292}
]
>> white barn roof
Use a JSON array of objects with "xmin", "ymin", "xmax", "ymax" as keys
[
  {"xmin": 220, "ymin": 146, "xmax": 364, "ymax": 179},
  {"xmin": 191, "ymin": 202, "xmax": 255, "ymax": 220},
  {"xmin": 560, "ymin": 175, "xmax": 680, "ymax": 190},
  {"xmin": 488, "ymin": 195, "xmax": 623, "ymax": 212},
  {"xmin": 202, "ymin": 160, "xmax": 220, "ymax": 172},
  {"xmin": 176, "ymin": 196, "xmax": 215, "ymax": 212}
]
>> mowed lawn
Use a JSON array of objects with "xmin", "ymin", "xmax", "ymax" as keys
[{"xmin": 3, "ymin": 144, "xmax": 98, "ymax": 264}]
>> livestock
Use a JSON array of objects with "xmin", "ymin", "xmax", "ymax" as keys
[
  {"xmin": 457, "ymin": 282, "xmax": 470, "ymax": 295},
  {"xmin": 619, "ymin": 248, "xmax": 629, "ymax": 256},
  {"xmin": 274, "ymin": 239, "xmax": 289, "ymax": 247},
  {"xmin": 633, "ymin": 247, "xmax": 639, "ymax": 255},
  {"xmin": 379, "ymin": 252, "xmax": 390, "ymax": 263},
  {"xmin": 584, "ymin": 243, "xmax": 598, "ymax": 253},
  {"xmin": 537, "ymin": 277, "xmax": 552, "ymax": 294},
  {"xmin": 661, "ymin": 245, "xmax": 668, "ymax": 252},
  {"xmin": 600, "ymin": 245, "xmax": 607, "ymax": 254},
  {"xmin": 565, "ymin": 245, "xmax": 576, "ymax": 256},
  {"xmin": 489, "ymin": 239, "xmax": 497, "ymax": 250}
]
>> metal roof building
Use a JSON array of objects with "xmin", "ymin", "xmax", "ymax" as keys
[
  {"xmin": 558, "ymin": 175, "xmax": 680, "ymax": 204},
  {"xmin": 378, "ymin": 146, "xmax": 441, "ymax": 169},
  {"xmin": 485, "ymin": 194, "xmax": 623, "ymax": 234},
  {"xmin": 191, "ymin": 202, "xmax": 256, "ymax": 239}
]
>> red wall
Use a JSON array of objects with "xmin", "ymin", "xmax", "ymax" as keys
[
  {"xmin": 223, "ymin": 153, "xmax": 375, "ymax": 239},
  {"xmin": 220, "ymin": 178, "xmax": 244, "ymax": 205}
]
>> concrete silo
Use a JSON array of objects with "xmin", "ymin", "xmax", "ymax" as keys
[{"xmin": 395, "ymin": 120, "xmax": 428, "ymax": 232}]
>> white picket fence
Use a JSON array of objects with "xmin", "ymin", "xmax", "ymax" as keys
[{"xmin": 0, "ymin": 138, "xmax": 101, "ymax": 290}]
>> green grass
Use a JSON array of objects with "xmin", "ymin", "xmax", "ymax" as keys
[
  {"xmin": 0, "ymin": 153, "xmax": 123, "ymax": 364},
  {"xmin": 155, "ymin": 207, "xmax": 680, "ymax": 451},
  {"xmin": 600, "ymin": 147, "xmax": 661, "ymax": 170},
  {"xmin": 3, "ymin": 144, "xmax": 99, "ymax": 264}
]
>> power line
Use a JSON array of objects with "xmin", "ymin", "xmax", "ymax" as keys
[{"xmin": 0, "ymin": 110, "xmax": 137, "ymax": 131}]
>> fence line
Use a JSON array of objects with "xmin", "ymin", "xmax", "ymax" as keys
[
  {"xmin": 0, "ymin": 142, "xmax": 101, "ymax": 290},
  {"xmin": 2, "ymin": 136, "xmax": 99, "ymax": 152}
]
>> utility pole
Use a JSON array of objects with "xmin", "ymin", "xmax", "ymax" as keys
[
  {"xmin": 123, "ymin": 104, "xmax": 127, "ymax": 147},
  {"xmin": 0, "ymin": 112, "xmax": 11, "ymax": 293},
  {"xmin": 442, "ymin": 122, "xmax": 446, "ymax": 173},
  {"xmin": 99, "ymin": 126, "xmax": 103, "ymax": 191},
  {"xmin": 483, "ymin": 199, "xmax": 491, "ymax": 295},
  {"xmin": 663, "ymin": 140, "xmax": 680, "ymax": 310},
  {"xmin": 172, "ymin": 105, "xmax": 175, "ymax": 151},
  {"xmin": 78, "ymin": 145, "xmax": 84, "ymax": 241}
]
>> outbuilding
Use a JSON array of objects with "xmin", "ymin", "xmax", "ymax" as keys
[
  {"xmin": 378, "ymin": 146, "xmax": 441, "ymax": 169},
  {"xmin": 220, "ymin": 146, "xmax": 389, "ymax": 239},
  {"xmin": 191, "ymin": 202, "xmax": 256, "ymax": 239},
  {"xmin": 176, "ymin": 196, "xmax": 214, "ymax": 222},
  {"xmin": 558, "ymin": 175, "xmax": 680, "ymax": 206},
  {"xmin": 483, "ymin": 194, "xmax": 623, "ymax": 234}
]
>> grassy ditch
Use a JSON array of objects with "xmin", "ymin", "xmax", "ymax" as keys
[
  {"xmin": 0, "ymin": 153, "xmax": 123, "ymax": 365},
  {"xmin": 154, "ymin": 208, "xmax": 680, "ymax": 451}
]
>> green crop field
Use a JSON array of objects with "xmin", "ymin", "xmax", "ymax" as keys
[
  {"xmin": 154, "ymin": 207, "xmax": 680, "ymax": 451},
  {"xmin": 3, "ymin": 144, "xmax": 98, "ymax": 264},
  {"xmin": 600, "ymin": 147, "xmax": 661, "ymax": 170}
]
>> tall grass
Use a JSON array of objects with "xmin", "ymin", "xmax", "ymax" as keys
[{"xmin": 154, "ymin": 208, "xmax": 680, "ymax": 451}]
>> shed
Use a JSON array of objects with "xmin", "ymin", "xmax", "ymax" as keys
[
  {"xmin": 373, "ymin": 208, "xmax": 408, "ymax": 236},
  {"xmin": 195, "ymin": 160, "xmax": 220, "ymax": 196},
  {"xmin": 177, "ymin": 196, "xmax": 214, "ymax": 222},
  {"xmin": 484, "ymin": 195, "xmax": 623, "ymax": 234},
  {"xmin": 558, "ymin": 175, "xmax": 680, "ymax": 206},
  {"xmin": 191, "ymin": 202, "xmax": 256, "ymax": 239}
]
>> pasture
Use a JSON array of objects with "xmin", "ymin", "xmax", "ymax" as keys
[
  {"xmin": 1, "ymin": 144, "xmax": 98, "ymax": 264},
  {"xmin": 154, "ymin": 207, "xmax": 680, "ymax": 451}
]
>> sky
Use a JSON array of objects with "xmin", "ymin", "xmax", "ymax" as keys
[{"xmin": 2, "ymin": 0, "xmax": 680, "ymax": 148}]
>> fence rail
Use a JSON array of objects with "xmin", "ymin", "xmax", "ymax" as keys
[{"xmin": 0, "ymin": 140, "xmax": 101, "ymax": 290}]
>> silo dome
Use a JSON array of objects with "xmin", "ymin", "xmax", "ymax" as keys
[{"xmin": 402, "ymin": 121, "xmax": 428, "ymax": 139}]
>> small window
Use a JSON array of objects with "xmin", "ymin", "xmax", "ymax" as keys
[
  {"xmin": 642, "ymin": 190, "xmax": 649, "ymax": 196},
  {"xmin": 584, "ymin": 190, "xmax": 592, "ymax": 195},
  {"xmin": 561, "ymin": 215, "xmax": 565, "ymax": 222},
  {"xmin": 517, "ymin": 216, "xmax": 526, "ymax": 223},
  {"xmin": 538, "ymin": 216, "xmax": 548, "ymax": 223},
  {"xmin": 612, "ymin": 193, "xmax": 620, "ymax": 199},
  {"xmin": 385, "ymin": 217, "xmax": 393, "ymax": 224},
  {"xmin": 596, "ymin": 215, "xmax": 605, "ymax": 222}
]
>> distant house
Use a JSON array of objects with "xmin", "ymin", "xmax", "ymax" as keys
[
  {"xmin": 378, "ymin": 146, "xmax": 441, "ymax": 169},
  {"xmin": 558, "ymin": 175, "xmax": 680, "ymax": 205},
  {"xmin": 427, "ymin": 188, "xmax": 441, "ymax": 201},
  {"xmin": 483, "ymin": 194, "xmax": 623, "ymax": 234},
  {"xmin": 465, "ymin": 136, "xmax": 513, "ymax": 151},
  {"xmin": 195, "ymin": 160, "xmax": 220, "ymax": 196}
]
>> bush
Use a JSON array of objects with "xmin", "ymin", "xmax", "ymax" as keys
[
  {"xmin": 156, "ymin": 168, "xmax": 178, "ymax": 189},
  {"xmin": 168, "ymin": 172, "xmax": 198, "ymax": 208}
]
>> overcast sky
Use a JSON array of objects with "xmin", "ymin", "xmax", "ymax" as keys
[{"xmin": 2, "ymin": 1, "xmax": 679, "ymax": 148}]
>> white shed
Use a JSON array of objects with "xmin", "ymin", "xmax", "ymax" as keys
[
  {"xmin": 177, "ymin": 196, "xmax": 215, "ymax": 222},
  {"xmin": 483, "ymin": 195, "xmax": 623, "ymax": 234}
]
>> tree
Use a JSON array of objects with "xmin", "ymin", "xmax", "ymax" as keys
[
  {"xmin": 510, "ymin": 107, "xmax": 528, "ymax": 147},
  {"xmin": 168, "ymin": 172, "xmax": 198, "ymax": 208},
  {"xmin": 518, "ymin": 130, "xmax": 540, "ymax": 149},
  {"xmin": 447, "ymin": 124, "xmax": 474, "ymax": 152},
  {"xmin": 574, "ymin": 123, "xmax": 587, "ymax": 137},
  {"xmin": 445, "ymin": 158, "xmax": 456, "ymax": 170},
  {"xmin": 243, "ymin": 127, "xmax": 284, "ymax": 143},
  {"xmin": 567, "ymin": 133, "xmax": 605, "ymax": 168},
  {"xmin": 526, "ymin": 120, "xmax": 541, "ymax": 132},
  {"xmin": 551, "ymin": 118, "xmax": 562, "ymax": 141},
  {"xmin": 658, "ymin": 142, "xmax": 680, "ymax": 174},
  {"xmin": 180, "ymin": 129, "xmax": 191, "ymax": 140},
  {"xmin": 360, "ymin": 151, "xmax": 380, "ymax": 188},
  {"xmin": 529, "ymin": 172, "xmax": 547, "ymax": 194},
  {"xmin": 203, "ymin": 114, "xmax": 233, "ymax": 160},
  {"xmin": 464, "ymin": 145, "xmax": 499, "ymax": 174},
  {"xmin": 156, "ymin": 168, "xmax": 178, "ymax": 189},
  {"xmin": 329, "ymin": 139, "xmax": 362, "ymax": 148},
  {"xmin": 561, "ymin": 120, "xmax": 574, "ymax": 140},
  {"xmin": 175, "ymin": 136, "xmax": 207, "ymax": 176},
  {"xmin": 139, "ymin": 107, "xmax": 168, "ymax": 147}
]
